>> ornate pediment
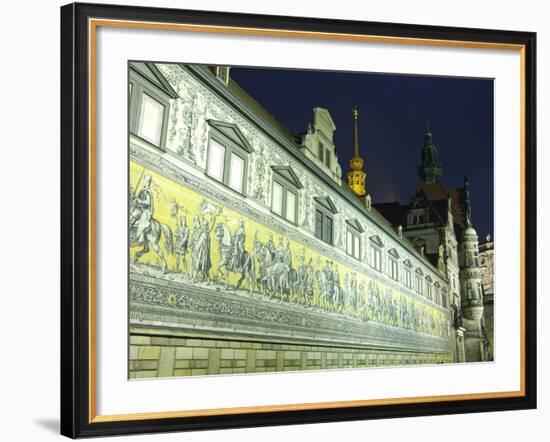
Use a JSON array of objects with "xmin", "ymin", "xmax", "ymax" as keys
[
  {"xmin": 130, "ymin": 62, "xmax": 179, "ymax": 98},
  {"xmin": 315, "ymin": 196, "xmax": 338, "ymax": 213},
  {"xmin": 369, "ymin": 234, "xmax": 384, "ymax": 248},
  {"xmin": 208, "ymin": 120, "xmax": 254, "ymax": 153},
  {"xmin": 388, "ymin": 247, "xmax": 400, "ymax": 259},
  {"xmin": 272, "ymin": 165, "xmax": 303, "ymax": 189},
  {"xmin": 346, "ymin": 218, "xmax": 364, "ymax": 233}
]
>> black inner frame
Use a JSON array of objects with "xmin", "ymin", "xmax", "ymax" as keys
[{"xmin": 60, "ymin": 2, "xmax": 537, "ymax": 438}]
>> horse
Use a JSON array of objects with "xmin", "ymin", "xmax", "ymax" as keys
[
  {"xmin": 215, "ymin": 223, "xmax": 255, "ymax": 293},
  {"xmin": 130, "ymin": 217, "xmax": 174, "ymax": 273}
]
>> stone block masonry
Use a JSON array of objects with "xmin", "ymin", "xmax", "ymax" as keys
[{"xmin": 129, "ymin": 333, "xmax": 453, "ymax": 378}]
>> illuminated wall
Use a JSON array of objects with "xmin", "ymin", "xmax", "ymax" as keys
[{"xmin": 130, "ymin": 160, "xmax": 450, "ymax": 339}]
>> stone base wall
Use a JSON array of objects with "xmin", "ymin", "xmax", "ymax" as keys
[{"xmin": 129, "ymin": 333, "xmax": 454, "ymax": 379}]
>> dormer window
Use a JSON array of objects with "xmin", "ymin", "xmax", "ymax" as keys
[{"xmin": 214, "ymin": 66, "xmax": 230, "ymax": 85}]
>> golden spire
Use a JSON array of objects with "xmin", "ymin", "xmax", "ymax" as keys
[{"xmin": 347, "ymin": 106, "xmax": 366, "ymax": 196}]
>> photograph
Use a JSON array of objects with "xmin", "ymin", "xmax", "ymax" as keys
[
  {"xmin": 128, "ymin": 61, "xmax": 495, "ymax": 378},
  {"xmin": 57, "ymin": 2, "xmax": 537, "ymax": 436},
  {"xmin": 0, "ymin": 0, "xmax": 543, "ymax": 439}
]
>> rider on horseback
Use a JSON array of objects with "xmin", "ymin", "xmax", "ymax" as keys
[{"xmin": 131, "ymin": 175, "xmax": 154, "ymax": 243}]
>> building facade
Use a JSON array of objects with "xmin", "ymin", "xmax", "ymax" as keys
[
  {"xmin": 479, "ymin": 235, "xmax": 495, "ymax": 360},
  {"xmin": 375, "ymin": 132, "xmax": 493, "ymax": 362},
  {"xmin": 128, "ymin": 62, "xmax": 490, "ymax": 379}
]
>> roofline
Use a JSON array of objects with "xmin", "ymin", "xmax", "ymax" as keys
[{"xmin": 180, "ymin": 63, "xmax": 447, "ymax": 281}]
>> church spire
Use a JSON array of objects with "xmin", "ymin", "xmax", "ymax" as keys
[
  {"xmin": 418, "ymin": 128, "xmax": 443, "ymax": 184},
  {"xmin": 464, "ymin": 175, "xmax": 472, "ymax": 226},
  {"xmin": 347, "ymin": 106, "xmax": 366, "ymax": 196}
]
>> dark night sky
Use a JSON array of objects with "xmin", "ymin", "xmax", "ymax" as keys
[{"xmin": 230, "ymin": 67, "xmax": 494, "ymax": 240}]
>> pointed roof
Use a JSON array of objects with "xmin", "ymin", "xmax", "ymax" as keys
[{"xmin": 418, "ymin": 131, "xmax": 443, "ymax": 184}]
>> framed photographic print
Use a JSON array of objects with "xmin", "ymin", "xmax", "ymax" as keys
[{"xmin": 60, "ymin": 2, "xmax": 537, "ymax": 438}]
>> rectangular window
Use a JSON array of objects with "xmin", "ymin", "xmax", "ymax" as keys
[
  {"xmin": 228, "ymin": 152, "xmax": 245, "ymax": 193},
  {"xmin": 206, "ymin": 139, "xmax": 225, "ymax": 182},
  {"xmin": 427, "ymin": 283, "xmax": 432, "ymax": 300},
  {"xmin": 286, "ymin": 190, "xmax": 296, "ymax": 224},
  {"xmin": 416, "ymin": 275, "xmax": 423, "ymax": 295},
  {"xmin": 404, "ymin": 267, "xmax": 412, "ymax": 288},
  {"xmin": 314, "ymin": 201, "xmax": 335, "ymax": 245},
  {"xmin": 346, "ymin": 226, "xmax": 361, "ymax": 260},
  {"xmin": 390, "ymin": 259, "xmax": 399, "ymax": 281},
  {"xmin": 324, "ymin": 216, "xmax": 333, "ymax": 244},
  {"xmin": 138, "ymin": 93, "xmax": 164, "ymax": 146},
  {"xmin": 442, "ymin": 292, "xmax": 448, "ymax": 308},
  {"xmin": 318, "ymin": 143, "xmax": 324, "ymax": 162},
  {"xmin": 354, "ymin": 235, "xmax": 360, "ymax": 260},
  {"xmin": 271, "ymin": 181, "xmax": 284, "ymax": 216},
  {"xmin": 271, "ymin": 176, "xmax": 298, "ymax": 224},
  {"xmin": 325, "ymin": 148, "xmax": 331, "ymax": 168},
  {"xmin": 206, "ymin": 135, "xmax": 249, "ymax": 196},
  {"xmin": 370, "ymin": 247, "xmax": 381, "ymax": 272},
  {"xmin": 315, "ymin": 210, "xmax": 323, "ymax": 240}
]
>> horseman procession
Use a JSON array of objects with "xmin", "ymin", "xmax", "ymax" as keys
[{"xmin": 130, "ymin": 175, "xmax": 449, "ymax": 338}]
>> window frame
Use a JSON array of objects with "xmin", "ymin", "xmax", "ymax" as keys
[
  {"xmin": 415, "ymin": 269, "xmax": 424, "ymax": 295},
  {"xmin": 345, "ymin": 221, "xmax": 362, "ymax": 261},
  {"xmin": 314, "ymin": 197, "xmax": 337, "ymax": 245},
  {"xmin": 403, "ymin": 265, "xmax": 412, "ymax": 289},
  {"xmin": 389, "ymin": 258, "xmax": 399, "ymax": 281},
  {"xmin": 325, "ymin": 146, "xmax": 331, "ymax": 169},
  {"xmin": 271, "ymin": 169, "xmax": 300, "ymax": 225},
  {"xmin": 205, "ymin": 125, "xmax": 251, "ymax": 196},
  {"xmin": 370, "ymin": 244, "xmax": 382, "ymax": 272},
  {"xmin": 426, "ymin": 277, "xmax": 433, "ymax": 301},
  {"xmin": 129, "ymin": 70, "xmax": 171, "ymax": 150}
]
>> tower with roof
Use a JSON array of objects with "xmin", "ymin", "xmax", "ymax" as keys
[
  {"xmin": 374, "ymin": 129, "xmax": 491, "ymax": 363},
  {"xmin": 347, "ymin": 107, "xmax": 367, "ymax": 197}
]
